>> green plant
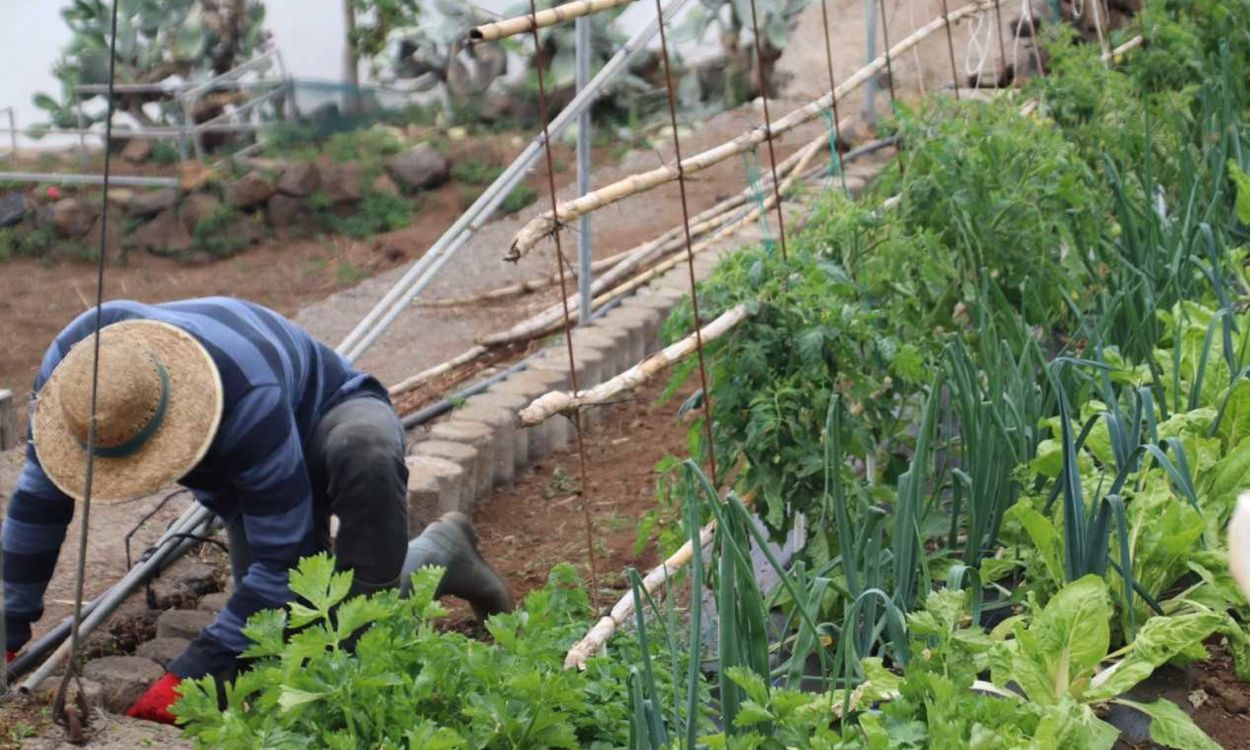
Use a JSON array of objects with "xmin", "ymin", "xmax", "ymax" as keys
[
  {"xmin": 501, "ymin": 185, "xmax": 538, "ymax": 214},
  {"xmin": 336, "ymin": 261, "xmax": 369, "ymax": 286},
  {"xmin": 450, "ymin": 158, "xmax": 503, "ymax": 186},
  {"xmin": 150, "ymin": 142, "xmax": 181, "ymax": 165},
  {"xmin": 34, "ymin": 0, "xmax": 267, "ymax": 134},
  {"xmin": 175, "ymin": 555, "xmax": 669, "ymax": 749},
  {"xmin": 191, "ymin": 205, "xmax": 249, "ymax": 259}
]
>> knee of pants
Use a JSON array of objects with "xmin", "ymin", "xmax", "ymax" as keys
[{"xmin": 322, "ymin": 422, "xmax": 406, "ymax": 490}]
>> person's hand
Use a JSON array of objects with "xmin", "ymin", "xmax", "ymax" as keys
[
  {"xmin": 4, "ymin": 650, "xmax": 15, "ymax": 664},
  {"xmin": 124, "ymin": 672, "xmax": 182, "ymax": 725}
]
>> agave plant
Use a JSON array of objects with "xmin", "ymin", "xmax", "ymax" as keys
[{"xmin": 34, "ymin": 0, "xmax": 268, "ymax": 132}]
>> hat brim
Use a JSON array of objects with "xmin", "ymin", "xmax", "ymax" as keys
[{"xmin": 33, "ymin": 320, "xmax": 223, "ymax": 503}]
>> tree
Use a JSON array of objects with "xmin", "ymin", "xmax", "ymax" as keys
[
  {"xmin": 681, "ymin": 0, "xmax": 810, "ymax": 107},
  {"xmin": 34, "ymin": 0, "xmax": 268, "ymax": 131}
]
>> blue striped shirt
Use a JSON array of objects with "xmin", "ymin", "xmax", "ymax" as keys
[{"xmin": 2, "ymin": 297, "xmax": 389, "ymax": 677}]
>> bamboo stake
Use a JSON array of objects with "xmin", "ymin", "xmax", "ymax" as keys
[
  {"xmin": 507, "ymin": 0, "xmax": 996, "ymax": 260},
  {"xmin": 565, "ymin": 489, "xmax": 756, "ymax": 670},
  {"xmin": 415, "ymin": 251, "xmax": 634, "ymax": 308},
  {"xmin": 387, "ymin": 345, "xmax": 489, "ymax": 397},
  {"xmin": 418, "ymin": 185, "xmax": 758, "ymax": 309},
  {"xmin": 469, "ymin": 0, "xmax": 639, "ymax": 42},
  {"xmin": 520, "ymin": 303, "xmax": 750, "ymax": 425},
  {"xmin": 565, "ymin": 521, "xmax": 716, "ymax": 670},
  {"xmin": 489, "ymin": 131, "xmax": 824, "ymax": 346}
]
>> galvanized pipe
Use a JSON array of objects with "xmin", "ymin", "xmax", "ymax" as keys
[
  {"xmin": 16, "ymin": 506, "xmax": 215, "ymax": 693},
  {"xmin": 337, "ymin": 0, "xmax": 694, "ymax": 361},
  {"xmin": 576, "ymin": 15, "xmax": 594, "ymax": 326}
]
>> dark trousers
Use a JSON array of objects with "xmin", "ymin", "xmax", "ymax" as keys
[{"xmin": 225, "ymin": 396, "xmax": 409, "ymax": 595}]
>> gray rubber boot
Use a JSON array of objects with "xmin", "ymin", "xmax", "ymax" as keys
[{"xmin": 400, "ymin": 512, "xmax": 515, "ymax": 619}]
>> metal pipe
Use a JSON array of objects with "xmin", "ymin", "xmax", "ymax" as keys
[
  {"xmin": 4, "ymin": 513, "xmax": 215, "ymax": 683},
  {"xmin": 17, "ymin": 506, "xmax": 215, "ymax": 692},
  {"xmin": 0, "ymin": 172, "xmax": 179, "ymax": 187},
  {"xmin": 336, "ymin": 0, "xmax": 694, "ymax": 361},
  {"xmin": 576, "ymin": 15, "xmax": 594, "ymax": 327}
]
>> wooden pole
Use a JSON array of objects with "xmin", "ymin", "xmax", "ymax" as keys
[
  {"xmin": 469, "ymin": 0, "xmax": 639, "ymax": 43},
  {"xmin": 507, "ymin": 0, "xmax": 996, "ymax": 260},
  {"xmin": 519, "ymin": 304, "xmax": 750, "ymax": 425}
]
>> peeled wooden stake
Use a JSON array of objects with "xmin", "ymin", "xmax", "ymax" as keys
[
  {"xmin": 518, "ymin": 303, "xmax": 750, "ymax": 426},
  {"xmin": 469, "ymin": 0, "xmax": 638, "ymax": 42}
]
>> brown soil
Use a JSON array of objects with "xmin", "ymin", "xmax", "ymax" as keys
[
  {"xmin": 1109, "ymin": 643, "xmax": 1250, "ymax": 749},
  {"xmin": 0, "ymin": 132, "xmax": 596, "ymax": 398},
  {"xmin": 433, "ymin": 376, "xmax": 695, "ymax": 633}
]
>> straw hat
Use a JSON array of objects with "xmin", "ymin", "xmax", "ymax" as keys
[{"xmin": 33, "ymin": 320, "xmax": 223, "ymax": 503}]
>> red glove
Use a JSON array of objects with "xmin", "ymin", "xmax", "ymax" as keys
[
  {"xmin": 4, "ymin": 650, "xmax": 14, "ymax": 663},
  {"xmin": 125, "ymin": 672, "xmax": 182, "ymax": 725}
]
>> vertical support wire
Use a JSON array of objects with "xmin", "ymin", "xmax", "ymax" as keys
[
  {"xmin": 876, "ymin": 0, "xmax": 904, "ymax": 177},
  {"xmin": 939, "ymin": 0, "xmax": 963, "ymax": 99},
  {"xmin": 527, "ymin": 0, "xmax": 600, "ymax": 611},
  {"xmin": 52, "ymin": 0, "xmax": 122, "ymax": 740},
  {"xmin": 745, "ymin": 0, "xmax": 789, "ymax": 261},
  {"xmin": 991, "ymin": 0, "xmax": 1008, "ymax": 85},
  {"xmin": 654, "ymin": 0, "xmax": 719, "ymax": 489},
  {"xmin": 877, "ymin": 0, "xmax": 901, "ymax": 111},
  {"xmin": 818, "ymin": 0, "xmax": 850, "ymax": 194}
]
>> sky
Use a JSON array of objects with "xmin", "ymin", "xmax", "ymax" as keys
[{"xmin": 0, "ymin": 0, "xmax": 660, "ymax": 151}]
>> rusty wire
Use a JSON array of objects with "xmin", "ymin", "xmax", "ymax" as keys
[
  {"xmin": 991, "ymin": 0, "xmax": 1008, "ymax": 85},
  {"xmin": 49, "ymin": 0, "xmax": 122, "ymax": 742},
  {"xmin": 939, "ymin": 0, "xmax": 962, "ymax": 98},
  {"xmin": 818, "ymin": 0, "xmax": 849, "ymax": 193},
  {"xmin": 527, "ymin": 0, "xmax": 600, "ymax": 612},
  {"xmin": 653, "ymin": 0, "xmax": 720, "ymax": 489},
  {"xmin": 745, "ymin": 0, "xmax": 789, "ymax": 260},
  {"xmin": 877, "ymin": 0, "xmax": 904, "ymax": 177}
]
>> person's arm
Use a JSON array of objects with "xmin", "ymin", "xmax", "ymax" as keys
[
  {"xmin": 168, "ymin": 385, "xmax": 315, "ymax": 679},
  {"xmin": 3, "ymin": 438, "xmax": 76, "ymax": 656}
]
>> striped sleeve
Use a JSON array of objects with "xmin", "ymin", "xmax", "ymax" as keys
[
  {"xmin": 169, "ymin": 385, "xmax": 316, "ymax": 678},
  {"xmin": 2, "ymin": 439, "xmax": 75, "ymax": 652},
  {"xmin": 0, "ymin": 308, "xmax": 134, "ymax": 653}
]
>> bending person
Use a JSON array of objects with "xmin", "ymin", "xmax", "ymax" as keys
[{"xmin": 2, "ymin": 297, "xmax": 513, "ymax": 723}]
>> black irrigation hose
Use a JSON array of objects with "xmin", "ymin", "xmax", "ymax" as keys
[{"xmin": 815, "ymin": 136, "xmax": 900, "ymax": 178}]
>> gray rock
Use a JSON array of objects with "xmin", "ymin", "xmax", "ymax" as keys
[
  {"xmin": 267, "ymin": 193, "xmax": 313, "ymax": 233},
  {"xmin": 147, "ymin": 559, "xmax": 223, "ymax": 609},
  {"xmin": 277, "ymin": 161, "xmax": 321, "ymax": 196},
  {"xmin": 125, "ymin": 209, "xmax": 192, "ymax": 257},
  {"xmin": 178, "ymin": 193, "xmax": 222, "ymax": 234},
  {"xmin": 322, "ymin": 162, "xmax": 366, "ymax": 205},
  {"xmin": 156, "ymin": 609, "xmax": 216, "ymax": 640},
  {"xmin": 225, "ymin": 171, "xmax": 275, "ymax": 209},
  {"xmin": 371, "ymin": 173, "xmax": 401, "ymax": 197},
  {"xmin": 50, "ymin": 198, "xmax": 99, "ymax": 239},
  {"xmin": 197, "ymin": 591, "xmax": 231, "ymax": 612},
  {"xmin": 35, "ymin": 676, "xmax": 105, "ymax": 712},
  {"xmin": 0, "ymin": 192, "xmax": 27, "ymax": 227},
  {"xmin": 120, "ymin": 137, "xmax": 153, "ymax": 164},
  {"xmin": 126, "ymin": 188, "xmax": 178, "ymax": 218},
  {"xmin": 135, "ymin": 637, "xmax": 191, "ymax": 668},
  {"xmin": 386, "ymin": 145, "xmax": 450, "ymax": 192},
  {"xmin": 81, "ymin": 656, "xmax": 164, "ymax": 713}
]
